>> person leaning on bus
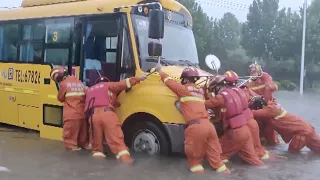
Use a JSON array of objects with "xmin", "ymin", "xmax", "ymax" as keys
[
  {"xmin": 50, "ymin": 67, "xmax": 91, "ymax": 151},
  {"xmin": 84, "ymin": 75, "xmax": 146, "ymax": 164}
]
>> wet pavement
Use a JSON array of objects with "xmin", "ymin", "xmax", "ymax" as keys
[{"xmin": 0, "ymin": 91, "xmax": 320, "ymax": 180}]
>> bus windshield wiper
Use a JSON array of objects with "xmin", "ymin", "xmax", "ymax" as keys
[
  {"xmin": 178, "ymin": 60, "xmax": 198, "ymax": 68},
  {"xmin": 146, "ymin": 57, "xmax": 173, "ymax": 66}
]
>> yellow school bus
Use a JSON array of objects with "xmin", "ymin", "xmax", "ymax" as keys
[{"xmin": 0, "ymin": 0, "xmax": 214, "ymax": 156}]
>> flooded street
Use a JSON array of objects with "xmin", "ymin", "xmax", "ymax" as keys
[{"xmin": 0, "ymin": 91, "xmax": 320, "ymax": 180}]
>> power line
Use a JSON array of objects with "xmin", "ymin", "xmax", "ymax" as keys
[
  {"xmin": 202, "ymin": 0, "xmax": 249, "ymax": 8},
  {"xmin": 195, "ymin": 0, "xmax": 249, "ymax": 11},
  {"xmin": 195, "ymin": 0, "xmax": 249, "ymax": 12}
]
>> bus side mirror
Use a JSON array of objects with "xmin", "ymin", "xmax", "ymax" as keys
[
  {"xmin": 148, "ymin": 41, "xmax": 162, "ymax": 57},
  {"xmin": 148, "ymin": 9, "xmax": 164, "ymax": 39}
]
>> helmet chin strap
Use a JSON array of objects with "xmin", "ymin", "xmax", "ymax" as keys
[
  {"xmin": 181, "ymin": 78, "xmax": 188, "ymax": 85},
  {"xmin": 181, "ymin": 77, "xmax": 198, "ymax": 85}
]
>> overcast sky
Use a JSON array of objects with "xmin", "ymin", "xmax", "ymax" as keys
[{"xmin": 0, "ymin": 0, "xmax": 308, "ymax": 22}]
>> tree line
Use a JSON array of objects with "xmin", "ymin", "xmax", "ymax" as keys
[{"xmin": 180, "ymin": 0, "xmax": 320, "ymax": 90}]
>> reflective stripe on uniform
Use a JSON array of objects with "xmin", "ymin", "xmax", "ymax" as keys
[
  {"xmin": 274, "ymin": 110, "xmax": 287, "ymax": 120},
  {"xmin": 180, "ymin": 96, "xmax": 205, "ymax": 103},
  {"xmin": 190, "ymin": 164, "xmax": 204, "ymax": 172},
  {"xmin": 108, "ymin": 91, "xmax": 113, "ymax": 96},
  {"xmin": 116, "ymin": 150, "xmax": 130, "ymax": 159},
  {"xmin": 126, "ymin": 78, "xmax": 131, "ymax": 89},
  {"xmin": 261, "ymin": 152, "xmax": 270, "ymax": 160},
  {"xmin": 65, "ymin": 92, "xmax": 85, "ymax": 97},
  {"xmin": 250, "ymin": 84, "xmax": 265, "ymax": 90},
  {"xmin": 164, "ymin": 77, "xmax": 173, "ymax": 83},
  {"xmin": 216, "ymin": 164, "xmax": 227, "ymax": 173},
  {"xmin": 222, "ymin": 159, "xmax": 229, "ymax": 163}
]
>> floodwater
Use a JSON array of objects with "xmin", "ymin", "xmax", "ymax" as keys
[{"xmin": 0, "ymin": 91, "xmax": 320, "ymax": 180}]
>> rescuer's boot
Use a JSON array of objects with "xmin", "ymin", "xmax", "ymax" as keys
[
  {"xmin": 92, "ymin": 152, "xmax": 106, "ymax": 159},
  {"xmin": 190, "ymin": 165, "xmax": 204, "ymax": 174},
  {"xmin": 70, "ymin": 147, "xmax": 81, "ymax": 151},
  {"xmin": 84, "ymin": 143, "xmax": 92, "ymax": 150}
]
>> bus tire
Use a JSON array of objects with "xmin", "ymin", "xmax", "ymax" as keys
[{"xmin": 129, "ymin": 121, "xmax": 170, "ymax": 156}]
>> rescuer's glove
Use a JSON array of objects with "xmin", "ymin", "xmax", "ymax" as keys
[{"xmin": 137, "ymin": 74, "xmax": 147, "ymax": 81}]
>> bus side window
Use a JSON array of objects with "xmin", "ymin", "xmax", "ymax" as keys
[
  {"xmin": 44, "ymin": 19, "xmax": 73, "ymax": 67},
  {"xmin": 0, "ymin": 24, "xmax": 19, "ymax": 62},
  {"xmin": 20, "ymin": 24, "xmax": 45, "ymax": 63}
]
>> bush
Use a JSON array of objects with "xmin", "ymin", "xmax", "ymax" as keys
[
  {"xmin": 280, "ymin": 80, "xmax": 297, "ymax": 91},
  {"xmin": 287, "ymin": 82, "xmax": 297, "ymax": 91},
  {"xmin": 273, "ymin": 80, "xmax": 281, "ymax": 89}
]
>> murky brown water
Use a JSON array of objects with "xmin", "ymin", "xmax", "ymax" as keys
[{"xmin": 0, "ymin": 91, "xmax": 320, "ymax": 180}]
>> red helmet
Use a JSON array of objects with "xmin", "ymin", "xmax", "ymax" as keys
[
  {"xmin": 50, "ymin": 66, "xmax": 67, "ymax": 82},
  {"xmin": 180, "ymin": 67, "xmax": 199, "ymax": 79},
  {"xmin": 95, "ymin": 76, "xmax": 110, "ymax": 84},
  {"xmin": 224, "ymin": 70, "xmax": 239, "ymax": 83},
  {"xmin": 249, "ymin": 62, "xmax": 263, "ymax": 76}
]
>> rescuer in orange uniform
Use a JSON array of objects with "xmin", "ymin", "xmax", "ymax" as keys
[
  {"xmin": 247, "ymin": 62, "xmax": 278, "ymax": 102},
  {"xmin": 155, "ymin": 64, "xmax": 229, "ymax": 175},
  {"xmin": 240, "ymin": 84, "xmax": 279, "ymax": 145},
  {"xmin": 250, "ymin": 96, "xmax": 320, "ymax": 153},
  {"xmin": 85, "ymin": 74, "xmax": 146, "ymax": 164},
  {"xmin": 246, "ymin": 62, "xmax": 280, "ymax": 145},
  {"xmin": 206, "ymin": 74, "xmax": 264, "ymax": 166},
  {"xmin": 223, "ymin": 70, "xmax": 270, "ymax": 160},
  {"xmin": 50, "ymin": 67, "xmax": 90, "ymax": 151}
]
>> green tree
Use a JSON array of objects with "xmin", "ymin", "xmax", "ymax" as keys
[
  {"xmin": 180, "ymin": 0, "xmax": 215, "ymax": 68},
  {"xmin": 273, "ymin": 8, "xmax": 302, "ymax": 62},
  {"xmin": 214, "ymin": 12, "xmax": 241, "ymax": 51},
  {"xmin": 303, "ymin": 0, "xmax": 320, "ymax": 87},
  {"xmin": 242, "ymin": 0, "xmax": 279, "ymax": 58},
  {"xmin": 212, "ymin": 12, "xmax": 242, "ymax": 71}
]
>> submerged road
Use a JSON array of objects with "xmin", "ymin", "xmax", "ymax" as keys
[{"xmin": 0, "ymin": 91, "xmax": 320, "ymax": 180}]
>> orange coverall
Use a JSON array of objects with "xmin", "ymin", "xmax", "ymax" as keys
[
  {"xmin": 57, "ymin": 76, "xmax": 88, "ymax": 150},
  {"xmin": 252, "ymin": 102, "xmax": 320, "ymax": 153},
  {"xmin": 91, "ymin": 77, "xmax": 141, "ymax": 163},
  {"xmin": 241, "ymin": 87, "xmax": 272, "ymax": 159},
  {"xmin": 205, "ymin": 93, "xmax": 264, "ymax": 166},
  {"xmin": 247, "ymin": 72, "xmax": 278, "ymax": 102},
  {"xmin": 159, "ymin": 72, "xmax": 227, "ymax": 174},
  {"xmin": 242, "ymin": 86, "xmax": 280, "ymax": 146}
]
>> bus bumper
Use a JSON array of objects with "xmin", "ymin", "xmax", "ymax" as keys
[{"xmin": 163, "ymin": 123, "xmax": 185, "ymax": 153}]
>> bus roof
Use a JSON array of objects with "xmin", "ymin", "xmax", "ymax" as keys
[{"xmin": 0, "ymin": 0, "xmax": 191, "ymax": 21}]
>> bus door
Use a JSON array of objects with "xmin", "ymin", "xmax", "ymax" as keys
[
  {"xmin": 40, "ymin": 17, "xmax": 76, "ymax": 140},
  {"xmin": 79, "ymin": 13, "xmax": 136, "ymax": 87}
]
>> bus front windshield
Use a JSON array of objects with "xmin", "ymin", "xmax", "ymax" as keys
[{"xmin": 132, "ymin": 15, "xmax": 199, "ymax": 69}]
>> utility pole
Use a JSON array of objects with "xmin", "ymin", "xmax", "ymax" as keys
[{"xmin": 300, "ymin": 0, "xmax": 307, "ymax": 95}]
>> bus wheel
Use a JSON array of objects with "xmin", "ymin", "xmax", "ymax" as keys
[{"xmin": 130, "ymin": 121, "xmax": 170, "ymax": 156}]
